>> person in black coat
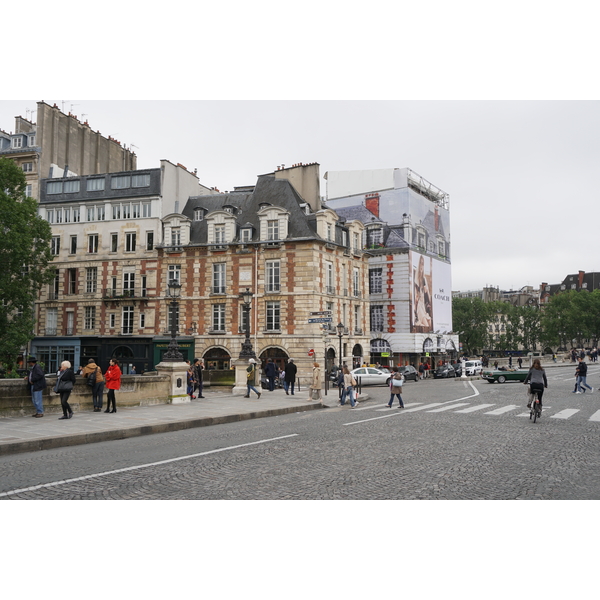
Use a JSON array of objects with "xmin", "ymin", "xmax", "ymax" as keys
[
  {"xmin": 55, "ymin": 360, "xmax": 77, "ymax": 419},
  {"xmin": 284, "ymin": 359, "xmax": 297, "ymax": 395},
  {"xmin": 24, "ymin": 356, "xmax": 46, "ymax": 417},
  {"xmin": 265, "ymin": 358, "xmax": 278, "ymax": 391}
]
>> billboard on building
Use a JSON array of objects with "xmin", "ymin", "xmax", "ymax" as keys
[{"xmin": 409, "ymin": 251, "xmax": 453, "ymax": 334}]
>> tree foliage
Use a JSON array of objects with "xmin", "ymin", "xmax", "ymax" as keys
[
  {"xmin": 452, "ymin": 297, "xmax": 490, "ymax": 355},
  {"xmin": 0, "ymin": 157, "xmax": 54, "ymax": 365}
]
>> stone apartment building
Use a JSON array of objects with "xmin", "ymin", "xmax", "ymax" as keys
[
  {"xmin": 33, "ymin": 161, "xmax": 213, "ymax": 373},
  {"xmin": 0, "ymin": 101, "xmax": 136, "ymax": 201},
  {"xmin": 158, "ymin": 163, "xmax": 370, "ymax": 384}
]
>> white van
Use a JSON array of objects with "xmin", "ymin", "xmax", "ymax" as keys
[{"xmin": 464, "ymin": 360, "xmax": 483, "ymax": 376}]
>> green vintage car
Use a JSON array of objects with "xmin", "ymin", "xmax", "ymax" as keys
[{"xmin": 481, "ymin": 368, "xmax": 529, "ymax": 384}]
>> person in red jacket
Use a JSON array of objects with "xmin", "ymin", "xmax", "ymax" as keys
[{"xmin": 104, "ymin": 358, "xmax": 122, "ymax": 413}]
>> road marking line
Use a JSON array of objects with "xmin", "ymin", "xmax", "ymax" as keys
[
  {"xmin": 375, "ymin": 403, "xmax": 423, "ymax": 412},
  {"xmin": 589, "ymin": 410, "xmax": 600, "ymax": 422},
  {"xmin": 551, "ymin": 409, "xmax": 580, "ymax": 420},
  {"xmin": 0, "ymin": 434, "xmax": 299, "ymax": 498},
  {"xmin": 484, "ymin": 405, "xmax": 519, "ymax": 415},
  {"xmin": 454, "ymin": 404, "xmax": 496, "ymax": 413},
  {"xmin": 426, "ymin": 403, "xmax": 470, "ymax": 413},
  {"xmin": 343, "ymin": 403, "xmax": 443, "ymax": 425}
]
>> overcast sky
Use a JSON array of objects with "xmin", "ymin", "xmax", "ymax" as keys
[{"xmin": 1, "ymin": 99, "xmax": 598, "ymax": 292}]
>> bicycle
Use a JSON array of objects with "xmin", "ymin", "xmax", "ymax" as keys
[{"xmin": 529, "ymin": 391, "xmax": 542, "ymax": 423}]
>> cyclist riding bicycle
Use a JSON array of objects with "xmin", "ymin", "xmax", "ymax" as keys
[{"xmin": 524, "ymin": 358, "xmax": 548, "ymax": 409}]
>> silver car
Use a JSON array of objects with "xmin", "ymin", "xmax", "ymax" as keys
[{"xmin": 351, "ymin": 367, "xmax": 391, "ymax": 386}]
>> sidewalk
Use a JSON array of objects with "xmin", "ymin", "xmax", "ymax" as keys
[{"xmin": 0, "ymin": 386, "xmax": 368, "ymax": 456}]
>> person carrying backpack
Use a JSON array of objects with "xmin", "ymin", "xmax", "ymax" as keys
[
  {"xmin": 83, "ymin": 358, "xmax": 105, "ymax": 412},
  {"xmin": 387, "ymin": 367, "xmax": 405, "ymax": 408}
]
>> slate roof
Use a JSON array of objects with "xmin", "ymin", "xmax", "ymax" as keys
[{"xmin": 182, "ymin": 175, "xmax": 321, "ymax": 244}]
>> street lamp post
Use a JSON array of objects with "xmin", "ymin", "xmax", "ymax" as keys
[
  {"xmin": 239, "ymin": 288, "xmax": 256, "ymax": 359},
  {"xmin": 337, "ymin": 322, "xmax": 345, "ymax": 369},
  {"xmin": 322, "ymin": 330, "xmax": 329, "ymax": 396},
  {"xmin": 162, "ymin": 281, "xmax": 183, "ymax": 362}
]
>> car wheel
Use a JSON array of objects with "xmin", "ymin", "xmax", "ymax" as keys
[
  {"xmin": 385, "ymin": 378, "xmax": 390, "ymax": 386},
  {"xmin": 497, "ymin": 375, "xmax": 506, "ymax": 383}
]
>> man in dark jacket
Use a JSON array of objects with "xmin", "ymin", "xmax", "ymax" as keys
[
  {"xmin": 575, "ymin": 357, "xmax": 593, "ymax": 393},
  {"xmin": 193, "ymin": 358, "xmax": 205, "ymax": 398},
  {"xmin": 24, "ymin": 356, "xmax": 46, "ymax": 417},
  {"xmin": 284, "ymin": 358, "xmax": 297, "ymax": 395},
  {"xmin": 265, "ymin": 358, "xmax": 278, "ymax": 391}
]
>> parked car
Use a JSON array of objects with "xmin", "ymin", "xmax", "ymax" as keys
[
  {"xmin": 350, "ymin": 367, "xmax": 391, "ymax": 386},
  {"xmin": 452, "ymin": 363, "xmax": 463, "ymax": 377},
  {"xmin": 481, "ymin": 368, "xmax": 529, "ymax": 384},
  {"xmin": 397, "ymin": 365, "xmax": 419, "ymax": 382},
  {"xmin": 463, "ymin": 360, "xmax": 483, "ymax": 376},
  {"xmin": 433, "ymin": 364, "xmax": 456, "ymax": 378}
]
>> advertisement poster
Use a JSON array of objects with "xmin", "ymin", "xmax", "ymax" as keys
[{"xmin": 409, "ymin": 251, "xmax": 453, "ymax": 334}]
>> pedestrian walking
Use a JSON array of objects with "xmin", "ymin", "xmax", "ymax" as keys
[
  {"xmin": 517, "ymin": 357, "xmax": 523, "ymax": 369},
  {"xmin": 265, "ymin": 358, "xmax": 277, "ymax": 391},
  {"xmin": 508, "ymin": 356, "xmax": 513, "ymax": 368},
  {"xmin": 308, "ymin": 361, "xmax": 323, "ymax": 402},
  {"xmin": 187, "ymin": 364, "xmax": 195, "ymax": 400},
  {"xmin": 104, "ymin": 358, "xmax": 121, "ymax": 412},
  {"xmin": 83, "ymin": 358, "xmax": 105, "ymax": 412},
  {"xmin": 284, "ymin": 358, "xmax": 297, "ymax": 395},
  {"xmin": 24, "ymin": 356, "xmax": 46, "ymax": 417},
  {"xmin": 418, "ymin": 362, "xmax": 425, "ymax": 379},
  {"xmin": 193, "ymin": 358, "xmax": 205, "ymax": 398},
  {"xmin": 387, "ymin": 366, "xmax": 404, "ymax": 408},
  {"xmin": 244, "ymin": 358, "xmax": 261, "ymax": 398},
  {"xmin": 574, "ymin": 357, "xmax": 593, "ymax": 393},
  {"xmin": 340, "ymin": 365, "xmax": 358, "ymax": 407},
  {"xmin": 55, "ymin": 360, "xmax": 76, "ymax": 419}
]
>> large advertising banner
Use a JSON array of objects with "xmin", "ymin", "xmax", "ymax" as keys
[{"xmin": 409, "ymin": 251, "xmax": 453, "ymax": 334}]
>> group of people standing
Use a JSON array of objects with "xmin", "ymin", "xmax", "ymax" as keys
[
  {"xmin": 186, "ymin": 358, "xmax": 205, "ymax": 400},
  {"xmin": 24, "ymin": 356, "xmax": 121, "ymax": 419}
]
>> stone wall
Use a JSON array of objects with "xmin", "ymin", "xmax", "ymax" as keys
[{"xmin": 0, "ymin": 375, "xmax": 171, "ymax": 418}]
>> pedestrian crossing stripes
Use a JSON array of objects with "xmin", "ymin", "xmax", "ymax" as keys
[{"xmin": 344, "ymin": 401, "xmax": 600, "ymax": 425}]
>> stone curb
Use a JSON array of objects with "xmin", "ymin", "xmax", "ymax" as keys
[{"xmin": 0, "ymin": 402, "xmax": 325, "ymax": 457}]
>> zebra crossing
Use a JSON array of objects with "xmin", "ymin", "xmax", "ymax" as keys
[{"xmin": 345, "ymin": 399, "xmax": 600, "ymax": 425}]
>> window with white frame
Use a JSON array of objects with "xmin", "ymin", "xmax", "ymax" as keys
[
  {"xmin": 87, "ymin": 234, "xmax": 98, "ymax": 253},
  {"xmin": 109, "ymin": 313, "xmax": 116, "ymax": 329},
  {"xmin": 214, "ymin": 224, "xmax": 226, "ymax": 245},
  {"xmin": 22, "ymin": 162, "xmax": 33, "ymax": 172},
  {"xmin": 212, "ymin": 263, "xmax": 226, "ymax": 294},
  {"xmin": 212, "ymin": 304, "xmax": 226, "ymax": 331},
  {"xmin": 26, "ymin": 184, "xmax": 32, "ymax": 197},
  {"xmin": 142, "ymin": 202, "xmax": 151, "ymax": 218},
  {"xmin": 28, "ymin": 134, "xmax": 36, "ymax": 146},
  {"xmin": 132, "ymin": 174, "xmax": 150, "ymax": 187},
  {"xmin": 85, "ymin": 267, "xmax": 97, "ymax": 293},
  {"xmin": 123, "ymin": 272, "xmax": 135, "ymax": 295},
  {"xmin": 370, "ymin": 305, "xmax": 384, "ymax": 332},
  {"xmin": 132, "ymin": 203, "xmax": 141, "ymax": 218},
  {"xmin": 353, "ymin": 268, "xmax": 360, "ymax": 297},
  {"xmin": 125, "ymin": 232, "xmax": 136, "ymax": 252},
  {"xmin": 369, "ymin": 268, "xmax": 383, "ymax": 294},
  {"xmin": 266, "ymin": 301, "xmax": 280, "ymax": 331},
  {"xmin": 122, "ymin": 203, "xmax": 131, "ymax": 219},
  {"xmin": 241, "ymin": 228, "xmax": 252, "ymax": 243},
  {"xmin": 111, "ymin": 175, "xmax": 131, "ymax": 189},
  {"xmin": 353, "ymin": 232, "xmax": 360, "ymax": 251},
  {"xmin": 46, "ymin": 209, "xmax": 55, "ymax": 223},
  {"xmin": 84, "ymin": 306, "xmax": 96, "ymax": 330},
  {"xmin": 46, "ymin": 307, "xmax": 58, "ymax": 335},
  {"xmin": 168, "ymin": 264, "xmax": 181, "ymax": 286},
  {"xmin": 12, "ymin": 137, "xmax": 22, "ymax": 149},
  {"xmin": 111, "ymin": 233, "xmax": 118, "ymax": 253},
  {"xmin": 47, "ymin": 181, "xmax": 62, "ymax": 194},
  {"xmin": 267, "ymin": 220, "xmax": 279, "ymax": 241},
  {"xmin": 146, "ymin": 231, "xmax": 154, "ymax": 250},
  {"xmin": 326, "ymin": 261, "xmax": 334, "ymax": 293},
  {"xmin": 112, "ymin": 204, "xmax": 121, "ymax": 220},
  {"xmin": 354, "ymin": 305, "xmax": 361, "ymax": 331},
  {"xmin": 326, "ymin": 223, "xmax": 333, "ymax": 241},
  {"xmin": 67, "ymin": 268, "xmax": 77, "ymax": 294},
  {"xmin": 73, "ymin": 208, "xmax": 80, "ymax": 222},
  {"xmin": 50, "ymin": 236, "xmax": 60, "ymax": 255},
  {"xmin": 63, "ymin": 180, "xmax": 80, "ymax": 193},
  {"xmin": 87, "ymin": 178, "xmax": 105, "ymax": 191},
  {"xmin": 70, "ymin": 235, "xmax": 77, "ymax": 255},
  {"xmin": 194, "ymin": 208, "xmax": 204, "ymax": 221},
  {"xmin": 140, "ymin": 313, "xmax": 146, "ymax": 328},
  {"xmin": 266, "ymin": 260, "xmax": 280, "ymax": 292},
  {"xmin": 342, "ymin": 230, "xmax": 348, "ymax": 247},
  {"xmin": 122, "ymin": 306, "xmax": 134, "ymax": 334},
  {"xmin": 171, "ymin": 227, "xmax": 181, "ymax": 247}
]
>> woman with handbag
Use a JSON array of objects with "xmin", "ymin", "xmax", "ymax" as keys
[
  {"xmin": 55, "ymin": 360, "xmax": 76, "ymax": 420},
  {"xmin": 342, "ymin": 365, "xmax": 359, "ymax": 408},
  {"xmin": 104, "ymin": 358, "xmax": 122, "ymax": 413}
]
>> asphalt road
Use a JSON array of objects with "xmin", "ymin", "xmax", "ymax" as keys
[{"xmin": 2, "ymin": 365, "xmax": 599, "ymax": 500}]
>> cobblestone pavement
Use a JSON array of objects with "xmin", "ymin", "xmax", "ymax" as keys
[{"xmin": 2, "ymin": 365, "xmax": 599, "ymax": 499}]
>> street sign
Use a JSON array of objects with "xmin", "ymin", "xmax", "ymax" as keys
[
  {"xmin": 308, "ymin": 318, "xmax": 332, "ymax": 323},
  {"xmin": 308, "ymin": 349, "xmax": 315, "ymax": 357},
  {"xmin": 381, "ymin": 352, "xmax": 390, "ymax": 357},
  {"xmin": 310, "ymin": 311, "xmax": 332, "ymax": 316}
]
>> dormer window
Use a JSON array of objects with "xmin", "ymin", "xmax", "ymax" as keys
[
  {"xmin": 241, "ymin": 228, "xmax": 253, "ymax": 243},
  {"xmin": 258, "ymin": 206, "xmax": 289, "ymax": 243},
  {"xmin": 223, "ymin": 205, "xmax": 237, "ymax": 215},
  {"xmin": 326, "ymin": 223, "xmax": 333, "ymax": 242},
  {"xmin": 28, "ymin": 134, "xmax": 36, "ymax": 146},
  {"xmin": 267, "ymin": 220, "xmax": 279, "ymax": 241},
  {"xmin": 215, "ymin": 224, "xmax": 226, "ymax": 244},
  {"xmin": 194, "ymin": 208, "xmax": 204, "ymax": 221},
  {"xmin": 12, "ymin": 136, "xmax": 22, "ymax": 149}
]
